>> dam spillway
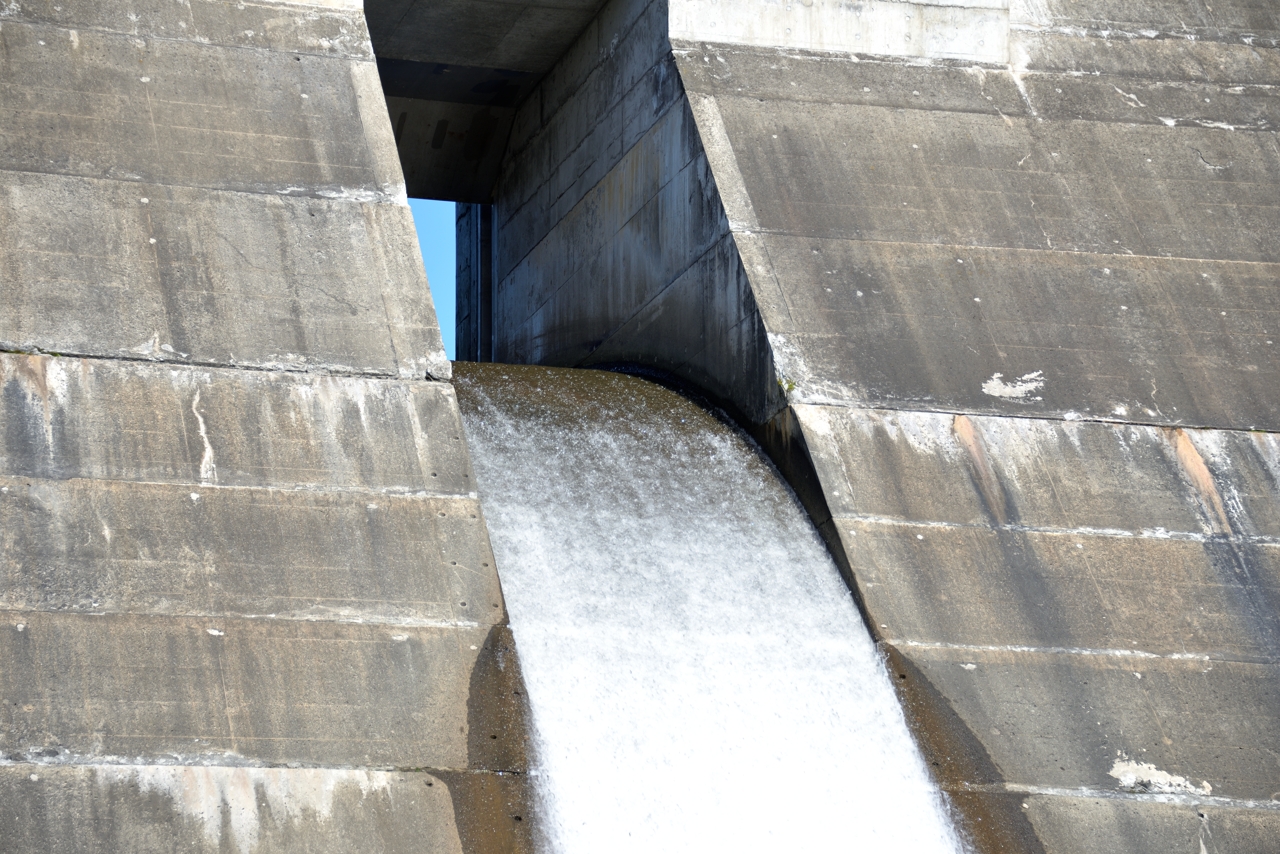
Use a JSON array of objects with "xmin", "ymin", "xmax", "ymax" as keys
[
  {"xmin": 2, "ymin": 0, "xmax": 1279, "ymax": 850},
  {"xmin": 454, "ymin": 363, "xmax": 962, "ymax": 853}
]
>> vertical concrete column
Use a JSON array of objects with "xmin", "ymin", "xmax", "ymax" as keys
[
  {"xmin": 457, "ymin": 203, "xmax": 495, "ymax": 363},
  {"xmin": 0, "ymin": 1, "xmax": 530, "ymax": 851}
]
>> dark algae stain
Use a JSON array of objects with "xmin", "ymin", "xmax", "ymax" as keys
[
  {"xmin": 885, "ymin": 646, "xmax": 1049, "ymax": 854},
  {"xmin": 438, "ymin": 623, "xmax": 537, "ymax": 854}
]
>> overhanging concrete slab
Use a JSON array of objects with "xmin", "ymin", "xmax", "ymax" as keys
[{"xmin": 365, "ymin": 0, "xmax": 610, "ymax": 200}]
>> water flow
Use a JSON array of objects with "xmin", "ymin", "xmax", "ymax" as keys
[{"xmin": 455, "ymin": 365, "xmax": 963, "ymax": 854}]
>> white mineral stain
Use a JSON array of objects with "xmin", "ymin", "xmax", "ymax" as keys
[
  {"xmin": 129, "ymin": 333, "xmax": 163, "ymax": 359},
  {"xmin": 1109, "ymin": 753, "xmax": 1212, "ymax": 795},
  {"xmin": 191, "ymin": 389, "xmax": 218, "ymax": 485},
  {"xmin": 832, "ymin": 408, "xmax": 961, "ymax": 459},
  {"xmin": 794, "ymin": 403, "xmax": 834, "ymax": 437},
  {"xmin": 96, "ymin": 765, "xmax": 393, "ymax": 854},
  {"xmin": 982, "ymin": 370, "xmax": 1045, "ymax": 400}
]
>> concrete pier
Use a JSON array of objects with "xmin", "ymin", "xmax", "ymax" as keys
[{"xmin": 0, "ymin": 2, "xmax": 530, "ymax": 851}]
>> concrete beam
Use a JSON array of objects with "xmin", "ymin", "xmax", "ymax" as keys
[
  {"xmin": 365, "ymin": 0, "xmax": 610, "ymax": 201},
  {"xmin": 0, "ymin": 5, "xmax": 447, "ymax": 379}
]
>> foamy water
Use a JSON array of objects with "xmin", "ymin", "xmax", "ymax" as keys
[{"xmin": 455, "ymin": 365, "xmax": 963, "ymax": 854}]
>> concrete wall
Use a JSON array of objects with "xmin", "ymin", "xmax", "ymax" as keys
[
  {"xmin": 482, "ymin": 0, "xmax": 1280, "ymax": 850},
  {"xmin": 0, "ymin": 1, "xmax": 531, "ymax": 851},
  {"xmin": 488, "ymin": 0, "xmax": 783, "ymax": 421}
]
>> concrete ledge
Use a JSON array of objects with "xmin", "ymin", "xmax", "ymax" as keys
[
  {"xmin": 756, "ymin": 232, "xmax": 1280, "ymax": 427},
  {"xmin": 0, "ymin": 0, "xmax": 375, "ymax": 58},
  {"xmin": 0, "ymin": 355, "xmax": 474, "ymax": 494},
  {"xmin": 1015, "ymin": 790, "xmax": 1280, "ymax": 854},
  {"xmin": 1012, "ymin": 30, "xmax": 1280, "ymax": 84},
  {"xmin": 670, "ymin": 0, "xmax": 1009, "ymax": 64},
  {"xmin": 0, "ymin": 763, "xmax": 466, "ymax": 854},
  {"xmin": 794, "ymin": 406, "xmax": 1275, "ymax": 535},
  {"xmin": 679, "ymin": 42, "xmax": 1280, "ymax": 128},
  {"xmin": 849, "ymin": 523, "xmax": 1280, "ymax": 659},
  {"xmin": 1009, "ymin": 0, "xmax": 1280, "ymax": 44},
  {"xmin": 0, "ymin": 612, "xmax": 528, "ymax": 771},
  {"xmin": 901, "ymin": 645, "xmax": 1280, "ymax": 800},
  {"xmin": 0, "ymin": 475, "xmax": 502, "ymax": 623},
  {"xmin": 0, "ymin": 173, "xmax": 444, "ymax": 379},
  {"xmin": 716, "ymin": 100, "xmax": 1280, "ymax": 262},
  {"xmin": 676, "ymin": 43, "xmax": 1028, "ymax": 114},
  {"xmin": 0, "ymin": 20, "xmax": 398, "ymax": 196}
]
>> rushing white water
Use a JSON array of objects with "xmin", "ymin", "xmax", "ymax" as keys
[{"xmin": 455, "ymin": 365, "xmax": 964, "ymax": 854}]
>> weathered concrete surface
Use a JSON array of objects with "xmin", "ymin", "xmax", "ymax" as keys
[
  {"xmin": 1, "ymin": 1, "xmax": 532, "ymax": 851},
  {"xmin": 682, "ymin": 43, "xmax": 1280, "ymax": 428},
  {"xmin": 0, "ymin": 362, "xmax": 534, "ymax": 850},
  {"xmin": 0, "ymin": 765, "xmax": 468, "ymax": 854},
  {"xmin": 797, "ymin": 408, "xmax": 1280, "ymax": 799},
  {"xmin": 473, "ymin": 0, "xmax": 1275, "ymax": 424},
  {"xmin": 699, "ymin": 11, "xmax": 1280, "ymax": 840},
  {"xmin": 0, "ymin": 475, "xmax": 498, "ymax": 622},
  {"xmin": 1, "ymin": 173, "xmax": 441, "ymax": 377},
  {"xmin": 434, "ymin": 0, "xmax": 1280, "ymax": 849},
  {"xmin": 1, "ymin": 613, "xmax": 496, "ymax": 767},
  {"xmin": 0, "ymin": 355, "xmax": 473, "ymax": 492},
  {"xmin": 1016, "ymin": 794, "xmax": 1280, "ymax": 854},
  {"xmin": 469, "ymin": 0, "xmax": 782, "ymax": 421},
  {"xmin": 670, "ymin": 0, "xmax": 1010, "ymax": 64},
  {"xmin": 0, "ymin": 1, "xmax": 446, "ymax": 379}
]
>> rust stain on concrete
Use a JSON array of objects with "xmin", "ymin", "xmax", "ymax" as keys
[
  {"xmin": 953, "ymin": 414, "xmax": 1010, "ymax": 526},
  {"xmin": 13, "ymin": 355, "xmax": 51, "ymax": 403},
  {"xmin": 1167, "ymin": 428, "xmax": 1232, "ymax": 535}
]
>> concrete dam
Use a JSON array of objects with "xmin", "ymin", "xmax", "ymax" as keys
[{"xmin": 1, "ymin": 0, "xmax": 1278, "ymax": 853}]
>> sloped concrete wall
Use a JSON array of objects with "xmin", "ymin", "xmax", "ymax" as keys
[
  {"xmin": 485, "ymin": 0, "xmax": 1280, "ymax": 850},
  {"xmin": 0, "ymin": 2, "xmax": 530, "ymax": 851}
]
